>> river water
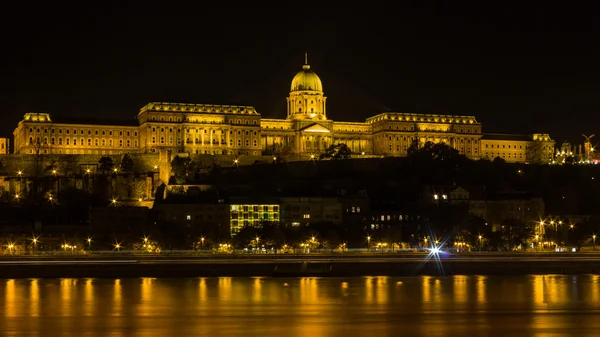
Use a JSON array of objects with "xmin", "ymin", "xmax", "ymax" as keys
[{"xmin": 1, "ymin": 275, "xmax": 599, "ymax": 336}]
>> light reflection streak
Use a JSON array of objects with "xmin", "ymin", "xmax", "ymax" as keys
[
  {"xmin": 591, "ymin": 275, "xmax": 599, "ymax": 304},
  {"xmin": 28, "ymin": 279, "xmax": 39, "ymax": 318},
  {"xmin": 376, "ymin": 276, "xmax": 388, "ymax": 304},
  {"xmin": 532, "ymin": 275, "xmax": 546, "ymax": 307},
  {"xmin": 422, "ymin": 276, "xmax": 431, "ymax": 303},
  {"xmin": 218, "ymin": 277, "xmax": 232, "ymax": 302},
  {"xmin": 141, "ymin": 278, "xmax": 153, "ymax": 303},
  {"xmin": 60, "ymin": 279, "xmax": 74, "ymax": 317},
  {"xmin": 113, "ymin": 279, "xmax": 122, "ymax": 316},
  {"xmin": 476, "ymin": 275, "xmax": 486, "ymax": 306},
  {"xmin": 454, "ymin": 275, "xmax": 468, "ymax": 303},
  {"xmin": 84, "ymin": 278, "xmax": 93, "ymax": 317},
  {"xmin": 364, "ymin": 277, "xmax": 374, "ymax": 304},
  {"xmin": 252, "ymin": 277, "xmax": 262, "ymax": 303},
  {"xmin": 5, "ymin": 279, "xmax": 15, "ymax": 318},
  {"xmin": 198, "ymin": 277, "xmax": 207, "ymax": 302}
]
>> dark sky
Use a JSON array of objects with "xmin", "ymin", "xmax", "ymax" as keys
[{"xmin": 1, "ymin": 4, "xmax": 598, "ymax": 144}]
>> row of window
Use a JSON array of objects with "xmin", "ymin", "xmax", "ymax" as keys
[
  {"xmin": 485, "ymin": 143, "xmax": 527, "ymax": 149},
  {"xmin": 29, "ymin": 137, "xmax": 138, "ymax": 148},
  {"xmin": 148, "ymin": 116, "xmax": 259, "ymax": 125},
  {"xmin": 28, "ymin": 127, "xmax": 137, "ymax": 137},
  {"xmin": 151, "ymin": 137, "xmax": 259, "ymax": 148},
  {"xmin": 150, "ymin": 127, "xmax": 259, "ymax": 137}
]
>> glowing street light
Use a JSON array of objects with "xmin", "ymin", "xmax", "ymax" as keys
[
  {"xmin": 17, "ymin": 170, "xmax": 22, "ymax": 176},
  {"xmin": 593, "ymin": 234, "xmax": 597, "ymax": 251},
  {"xmin": 366, "ymin": 236, "xmax": 371, "ymax": 250},
  {"xmin": 32, "ymin": 237, "xmax": 38, "ymax": 253},
  {"xmin": 478, "ymin": 235, "xmax": 483, "ymax": 252},
  {"xmin": 200, "ymin": 237, "xmax": 205, "ymax": 250},
  {"xmin": 52, "ymin": 169, "xmax": 57, "ymax": 175}
]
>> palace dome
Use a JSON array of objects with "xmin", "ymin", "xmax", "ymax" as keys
[{"xmin": 290, "ymin": 64, "xmax": 323, "ymax": 92}]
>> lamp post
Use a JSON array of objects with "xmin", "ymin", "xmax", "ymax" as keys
[
  {"xmin": 478, "ymin": 235, "xmax": 483, "ymax": 252},
  {"xmin": 593, "ymin": 234, "xmax": 597, "ymax": 251},
  {"xmin": 367, "ymin": 236, "xmax": 371, "ymax": 251},
  {"xmin": 200, "ymin": 237, "xmax": 205, "ymax": 251}
]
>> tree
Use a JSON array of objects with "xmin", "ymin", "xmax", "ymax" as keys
[
  {"xmin": 171, "ymin": 155, "xmax": 192, "ymax": 184},
  {"xmin": 262, "ymin": 222, "xmax": 285, "ymax": 247},
  {"xmin": 264, "ymin": 143, "xmax": 292, "ymax": 157},
  {"xmin": 119, "ymin": 153, "xmax": 134, "ymax": 172},
  {"xmin": 44, "ymin": 160, "xmax": 57, "ymax": 175},
  {"xmin": 527, "ymin": 140, "xmax": 545, "ymax": 164},
  {"xmin": 408, "ymin": 140, "xmax": 464, "ymax": 162},
  {"xmin": 98, "ymin": 156, "xmax": 114, "ymax": 174},
  {"xmin": 320, "ymin": 143, "xmax": 352, "ymax": 160},
  {"xmin": 564, "ymin": 155, "xmax": 575, "ymax": 165},
  {"xmin": 0, "ymin": 159, "xmax": 7, "ymax": 175},
  {"xmin": 499, "ymin": 218, "xmax": 533, "ymax": 251},
  {"xmin": 234, "ymin": 225, "xmax": 259, "ymax": 248}
]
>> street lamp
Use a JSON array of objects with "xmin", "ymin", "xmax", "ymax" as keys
[
  {"xmin": 593, "ymin": 234, "xmax": 597, "ymax": 251},
  {"xmin": 87, "ymin": 238, "xmax": 92, "ymax": 251},
  {"xmin": 478, "ymin": 235, "xmax": 483, "ymax": 252},
  {"xmin": 200, "ymin": 237, "xmax": 205, "ymax": 250},
  {"xmin": 366, "ymin": 236, "xmax": 371, "ymax": 251}
]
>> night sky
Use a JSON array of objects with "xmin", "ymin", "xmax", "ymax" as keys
[{"xmin": 1, "ymin": 4, "xmax": 598, "ymax": 144}]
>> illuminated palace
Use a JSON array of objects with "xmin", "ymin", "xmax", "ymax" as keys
[{"xmin": 10, "ymin": 57, "xmax": 555, "ymax": 163}]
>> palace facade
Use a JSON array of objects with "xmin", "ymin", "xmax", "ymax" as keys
[{"xmin": 10, "ymin": 58, "xmax": 555, "ymax": 163}]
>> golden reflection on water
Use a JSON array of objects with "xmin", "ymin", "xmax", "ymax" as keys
[
  {"xmin": 141, "ymin": 278, "xmax": 153, "ymax": 303},
  {"xmin": 29, "ymin": 279, "xmax": 39, "ymax": 317},
  {"xmin": 454, "ymin": 275, "xmax": 468, "ymax": 303},
  {"xmin": 252, "ymin": 277, "xmax": 262, "ymax": 303},
  {"xmin": 532, "ymin": 275, "xmax": 545, "ymax": 306},
  {"xmin": 421, "ymin": 275, "xmax": 431, "ymax": 303},
  {"xmin": 364, "ymin": 277, "xmax": 373, "ymax": 303},
  {"xmin": 476, "ymin": 275, "xmax": 487, "ymax": 305},
  {"xmin": 199, "ymin": 277, "xmax": 207, "ymax": 302},
  {"xmin": 84, "ymin": 278, "xmax": 93, "ymax": 317},
  {"xmin": 375, "ymin": 276, "xmax": 388, "ymax": 304},
  {"xmin": 4, "ymin": 280, "xmax": 15, "ymax": 318},
  {"xmin": 60, "ymin": 279, "xmax": 75, "ymax": 317},
  {"xmin": 1, "ymin": 276, "xmax": 600, "ymax": 336},
  {"xmin": 113, "ymin": 279, "xmax": 122, "ymax": 316},
  {"xmin": 300, "ymin": 277, "xmax": 318, "ymax": 304},
  {"xmin": 591, "ymin": 275, "xmax": 599, "ymax": 303},
  {"xmin": 219, "ymin": 277, "xmax": 232, "ymax": 302}
]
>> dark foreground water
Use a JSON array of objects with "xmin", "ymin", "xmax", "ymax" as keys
[{"xmin": 1, "ymin": 275, "xmax": 600, "ymax": 336}]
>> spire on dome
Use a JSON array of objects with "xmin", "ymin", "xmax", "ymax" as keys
[{"xmin": 303, "ymin": 52, "xmax": 310, "ymax": 70}]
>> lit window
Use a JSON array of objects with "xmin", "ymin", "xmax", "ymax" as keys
[
  {"xmin": 186, "ymin": 215, "xmax": 191, "ymax": 220},
  {"xmin": 303, "ymin": 214, "xmax": 310, "ymax": 219}
]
